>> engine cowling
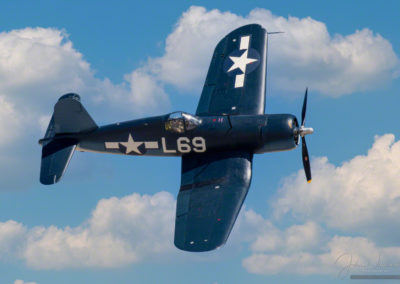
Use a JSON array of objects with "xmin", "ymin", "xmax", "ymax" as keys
[{"xmin": 256, "ymin": 114, "xmax": 299, "ymax": 153}]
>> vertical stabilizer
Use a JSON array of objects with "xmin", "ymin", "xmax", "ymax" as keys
[{"xmin": 39, "ymin": 93, "xmax": 97, "ymax": 185}]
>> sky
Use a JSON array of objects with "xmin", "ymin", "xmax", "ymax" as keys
[{"xmin": 0, "ymin": 1, "xmax": 400, "ymax": 283}]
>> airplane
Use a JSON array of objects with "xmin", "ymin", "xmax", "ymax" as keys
[{"xmin": 39, "ymin": 24, "xmax": 314, "ymax": 252}]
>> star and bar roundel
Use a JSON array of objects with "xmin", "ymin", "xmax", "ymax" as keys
[
  {"xmin": 223, "ymin": 35, "xmax": 261, "ymax": 88},
  {"xmin": 104, "ymin": 134, "xmax": 158, "ymax": 155}
]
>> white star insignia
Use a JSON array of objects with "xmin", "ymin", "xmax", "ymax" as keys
[
  {"xmin": 227, "ymin": 50, "xmax": 258, "ymax": 74},
  {"xmin": 120, "ymin": 134, "xmax": 143, "ymax": 154}
]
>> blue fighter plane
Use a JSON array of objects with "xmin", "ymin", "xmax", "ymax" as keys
[{"xmin": 39, "ymin": 24, "xmax": 314, "ymax": 252}]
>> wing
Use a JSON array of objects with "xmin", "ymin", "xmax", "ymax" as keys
[
  {"xmin": 196, "ymin": 24, "xmax": 267, "ymax": 116},
  {"xmin": 174, "ymin": 151, "xmax": 253, "ymax": 252}
]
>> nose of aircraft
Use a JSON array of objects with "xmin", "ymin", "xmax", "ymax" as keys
[{"xmin": 299, "ymin": 126, "xmax": 314, "ymax": 137}]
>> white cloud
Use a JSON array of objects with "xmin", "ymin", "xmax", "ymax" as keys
[
  {"xmin": 0, "ymin": 220, "xmax": 27, "ymax": 260},
  {"xmin": 1, "ymin": 182, "xmax": 400, "ymax": 275},
  {"xmin": 242, "ymin": 234, "xmax": 366, "ymax": 276},
  {"xmin": 147, "ymin": 7, "xmax": 242, "ymax": 91},
  {"xmin": 0, "ymin": 191, "xmax": 272, "ymax": 270},
  {"xmin": 242, "ymin": 213, "xmax": 400, "ymax": 276},
  {"xmin": 250, "ymin": 221, "xmax": 325, "ymax": 253},
  {"xmin": 0, "ymin": 27, "xmax": 169, "ymax": 189},
  {"xmin": 0, "ymin": 96, "xmax": 21, "ymax": 146},
  {"xmin": 143, "ymin": 6, "xmax": 399, "ymax": 96},
  {"xmin": 0, "ymin": 27, "xmax": 165, "ymax": 113},
  {"xmin": 23, "ymin": 191, "xmax": 176, "ymax": 269},
  {"xmin": 0, "ymin": 26, "xmax": 171, "ymax": 118},
  {"xmin": 273, "ymin": 134, "xmax": 400, "ymax": 243},
  {"xmin": 244, "ymin": 234, "xmax": 400, "ymax": 276},
  {"xmin": 0, "ymin": 28, "xmax": 90, "ymax": 100},
  {"xmin": 0, "ymin": 191, "xmax": 175, "ymax": 269},
  {"xmin": 242, "ymin": 134, "xmax": 400, "ymax": 275},
  {"xmin": 124, "ymin": 69, "xmax": 169, "ymax": 111}
]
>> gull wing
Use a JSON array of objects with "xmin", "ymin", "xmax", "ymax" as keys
[
  {"xmin": 196, "ymin": 24, "xmax": 267, "ymax": 116},
  {"xmin": 174, "ymin": 151, "xmax": 253, "ymax": 252}
]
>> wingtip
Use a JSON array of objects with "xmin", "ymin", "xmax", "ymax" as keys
[{"xmin": 40, "ymin": 175, "xmax": 58, "ymax": 185}]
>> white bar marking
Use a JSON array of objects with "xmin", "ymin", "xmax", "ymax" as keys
[
  {"xmin": 105, "ymin": 142, "xmax": 119, "ymax": 149},
  {"xmin": 144, "ymin": 141, "xmax": 158, "ymax": 149},
  {"xmin": 240, "ymin": 35, "xmax": 250, "ymax": 50},
  {"xmin": 235, "ymin": 74, "xmax": 245, "ymax": 88}
]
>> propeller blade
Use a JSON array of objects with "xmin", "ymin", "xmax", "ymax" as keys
[
  {"xmin": 302, "ymin": 136, "xmax": 312, "ymax": 183},
  {"xmin": 301, "ymin": 88, "xmax": 308, "ymax": 126}
]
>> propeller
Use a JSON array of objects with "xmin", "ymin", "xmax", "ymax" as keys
[{"xmin": 298, "ymin": 88, "xmax": 313, "ymax": 183}]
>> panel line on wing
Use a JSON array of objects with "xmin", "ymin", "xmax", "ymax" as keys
[{"xmin": 180, "ymin": 177, "xmax": 226, "ymax": 191}]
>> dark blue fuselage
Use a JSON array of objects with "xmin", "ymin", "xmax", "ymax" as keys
[{"xmin": 75, "ymin": 113, "xmax": 299, "ymax": 157}]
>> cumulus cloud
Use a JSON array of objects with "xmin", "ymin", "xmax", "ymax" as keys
[
  {"xmin": 273, "ymin": 134, "xmax": 400, "ymax": 243},
  {"xmin": 242, "ymin": 232, "xmax": 400, "ymax": 276},
  {"xmin": 0, "ymin": 191, "xmax": 268, "ymax": 270},
  {"xmin": 26, "ymin": 191, "xmax": 175, "ymax": 269},
  {"xmin": 244, "ymin": 232, "xmax": 400, "ymax": 276},
  {"xmin": 124, "ymin": 69, "xmax": 169, "ymax": 111},
  {"xmin": 0, "ymin": 96, "xmax": 21, "ymax": 146},
  {"xmin": 143, "ymin": 6, "xmax": 399, "ymax": 96},
  {"xmin": 0, "ymin": 28, "xmax": 91, "ymax": 103},
  {"xmin": 0, "ymin": 26, "xmax": 172, "ymax": 122},
  {"xmin": 1, "ymin": 174, "xmax": 400, "ymax": 275},
  {"xmin": 0, "ymin": 27, "xmax": 166, "ymax": 113},
  {"xmin": 0, "ymin": 27, "xmax": 169, "ymax": 189},
  {"xmin": 0, "ymin": 191, "xmax": 175, "ymax": 269},
  {"xmin": 241, "ymin": 212, "xmax": 400, "ymax": 276},
  {"xmin": 0, "ymin": 220, "xmax": 27, "ymax": 260},
  {"xmin": 242, "ymin": 134, "xmax": 400, "ymax": 275},
  {"xmin": 250, "ymin": 221, "xmax": 325, "ymax": 253}
]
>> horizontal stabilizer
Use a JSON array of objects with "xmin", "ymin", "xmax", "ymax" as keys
[{"xmin": 40, "ymin": 139, "xmax": 76, "ymax": 185}]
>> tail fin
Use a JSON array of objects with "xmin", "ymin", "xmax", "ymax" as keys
[{"xmin": 39, "ymin": 93, "xmax": 97, "ymax": 185}]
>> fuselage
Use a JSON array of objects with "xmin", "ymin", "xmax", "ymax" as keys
[{"xmin": 74, "ymin": 112, "xmax": 299, "ymax": 157}]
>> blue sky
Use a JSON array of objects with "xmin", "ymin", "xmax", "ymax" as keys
[{"xmin": 0, "ymin": 1, "xmax": 400, "ymax": 284}]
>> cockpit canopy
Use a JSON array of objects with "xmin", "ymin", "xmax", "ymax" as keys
[{"xmin": 165, "ymin": 112, "xmax": 202, "ymax": 133}]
